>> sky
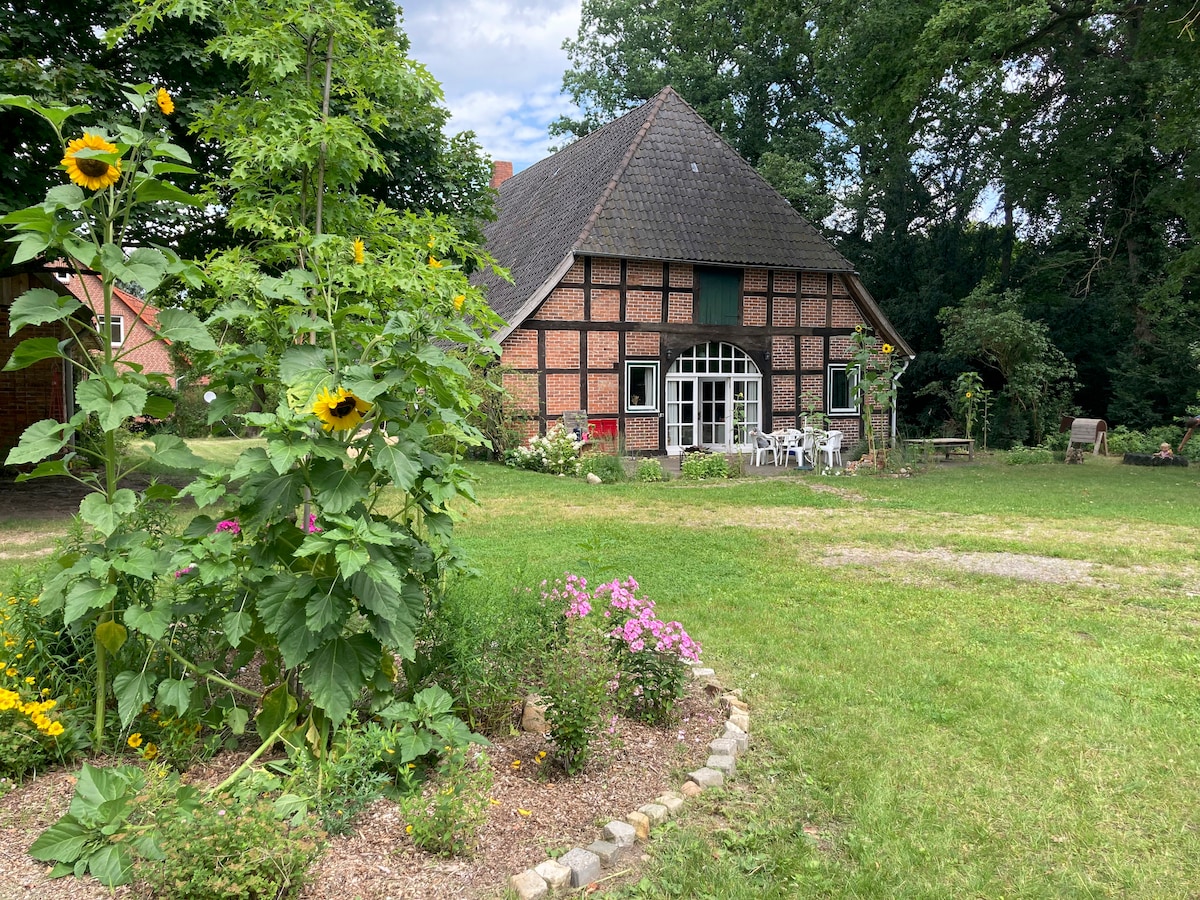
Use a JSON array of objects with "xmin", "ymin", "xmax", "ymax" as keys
[{"xmin": 401, "ymin": 1, "xmax": 585, "ymax": 173}]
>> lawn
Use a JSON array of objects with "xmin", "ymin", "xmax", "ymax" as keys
[
  {"xmin": 451, "ymin": 457, "xmax": 1200, "ymax": 898},
  {"xmin": 2, "ymin": 449, "xmax": 1198, "ymax": 897}
]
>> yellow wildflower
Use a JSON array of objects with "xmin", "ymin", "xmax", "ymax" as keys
[
  {"xmin": 453, "ymin": 294, "xmax": 465, "ymax": 312},
  {"xmin": 127, "ymin": 732, "xmax": 143, "ymax": 749},
  {"xmin": 353, "ymin": 237, "xmax": 365, "ymax": 264},
  {"xmin": 156, "ymin": 88, "xmax": 174, "ymax": 115},
  {"xmin": 428, "ymin": 256, "xmax": 443, "ymax": 268},
  {"xmin": 142, "ymin": 742, "xmax": 159, "ymax": 761},
  {"xmin": 45, "ymin": 721, "xmax": 65, "ymax": 737}
]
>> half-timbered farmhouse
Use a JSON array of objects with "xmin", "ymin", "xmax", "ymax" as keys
[{"xmin": 480, "ymin": 86, "xmax": 912, "ymax": 455}]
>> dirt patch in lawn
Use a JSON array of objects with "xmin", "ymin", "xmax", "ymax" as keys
[{"xmin": 821, "ymin": 546, "xmax": 1098, "ymax": 584}]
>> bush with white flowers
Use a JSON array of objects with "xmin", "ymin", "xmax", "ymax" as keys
[{"xmin": 504, "ymin": 424, "xmax": 585, "ymax": 475}]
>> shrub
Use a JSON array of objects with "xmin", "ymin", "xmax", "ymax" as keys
[
  {"xmin": 401, "ymin": 747, "xmax": 493, "ymax": 856},
  {"xmin": 504, "ymin": 424, "xmax": 584, "ymax": 475},
  {"xmin": 1004, "ymin": 445, "xmax": 1054, "ymax": 465},
  {"xmin": 139, "ymin": 792, "xmax": 324, "ymax": 899},
  {"xmin": 635, "ymin": 458, "xmax": 668, "ymax": 482},
  {"xmin": 680, "ymin": 451, "xmax": 729, "ymax": 480},
  {"xmin": 581, "ymin": 451, "xmax": 627, "ymax": 483},
  {"xmin": 542, "ymin": 618, "xmax": 614, "ymax": 775}
]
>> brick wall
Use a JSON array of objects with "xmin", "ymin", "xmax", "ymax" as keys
[
  {"xmin": 743, "ymin": 295, "xmax": 767, "ymax": 326},
  {"xmin": 545, "ymin": 373, "xmax": 580, "ymax": 415},
  {"xmin": 800, "ymin": 298, "xmax": 826, "ymax": 327},
  {"xmin": 772, "ymin": 335, "xmax": 795, "ymax": 369},
  {"xmin": 587, "ymin": 331, "xmax": 618, "ymax": 369},
  {"xmin": 667, "ymin": 291, "xmax": 692, "ymax": 323},
  {"xmin": 800, "ymin": 336, "xmax": 823, "ymax": 370},
  {"xmin": 772, "ymin": 297, "xmax": 797, "ymax": 328},
  {"xmin": 830, "ymin": 298, "xmax": 860, "ymax": 328},
  {"xmin": 563, "ymin": 258, "xmax": 585, "ymax": 284},
  {"xmin": 535, "ymin": 286, "xmax": 584, "ymax": 321},
  {"xmin": 591, "ymin": 289, "xmax": 620, "ymax": 322},
  {"xmin": 744, "ymin": 268, "xmax": 768, "ymax": 292},
  {"xmin": 587, "ymin": 373, "xmax": 618, "ymax": 414},
  {"xmin": 624, "ymin": 416, "xmax": 659, "ymax": 450},
  {"xmin": 829, "ymin": 335, "xmax": 853, "ymax": 361},
  {"xmin": 669, "ymin": 264, "xmax": 693, "ymax": 288},
  {"xmin": 801, "ymin": 272, "xmax": 826, "ymax": 296},
  {"xmin": 625, "ymin": 332, "xmax": 660, "ymax": 357},
  {"xmin": 832, "ymin": 274, "xmax": 850, "ymax": 296},
  {"xmin": 501, "ymin": 329, "xmax": 538, "ymax": 368},
  {"xmin": 771, "ymin": 375, "xmax": 795, "ymax": 411},
  {"xmin": 592, "ymin": 257, "xmax": 621, "ymax": 285},
  {"xmin": 503, "ymin": 371, "xmax": 540, "ymax": 414},
  {"xmin": 625, "ymin": 290, "xmax": 662, "ymax": 323},
  {"xmin": 801, "ymin": 374, "xmax": 824, "ymax": 409},
  {"xmin": 545, "ymin": 330, "xmax": 580, "ymax": 369},
  {"xmin": 774, "ymin": 271, "xmax": 797, "ymax": 294},
  {"xmin": 627, "ymin": 260, "xmax": 662, "ymax": 286}
]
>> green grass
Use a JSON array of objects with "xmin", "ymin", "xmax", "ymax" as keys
[
  {"xmin": 4, "ymin": 446, "xmax": 1200, "ymax": 896},
  {"xmin": 458, "ymin": 459, "xmax": 1200, "ymax": 898}
]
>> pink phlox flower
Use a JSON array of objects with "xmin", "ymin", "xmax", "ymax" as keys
[
  {"xmin": 215, "ymin": 519, "xmax": 240, "ymax": 534},
  {"xmin": 174, "ymin": 566, "xmax": 195, "ymax": 579},
  {"xmin": 307, "ymin": 513, "xmax": 322, "ymax": 533}
]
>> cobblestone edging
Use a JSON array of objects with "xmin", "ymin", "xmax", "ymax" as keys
[{"xmin": 507, "ymin": 661, "xmax": 750, "ymax": 899}]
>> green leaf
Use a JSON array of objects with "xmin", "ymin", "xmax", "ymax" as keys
[
  {"xmin": 9, "ymin": 288, "xmax": 84, "ymax": 335},
  {"xmin": 113, "ymin": 670, "xmax": 155, "ymax": 728},
  {"xmin": 110, "ymin": 544, "xmax": 161, "ymax": 580},
  {"xmin": 335, "ymin": 541, "xmax": 370, "ymax": 578},
  {"xmin": 9, "ymin": 232, "xmax": 52, "ymax": 265},
  {"xmin": 301, "ymin": 633, "xmax": 379, "ymax": 726},
  {"xmin": 124, "ymin": 602, "xmax": 171, "ymax": 641},
  {"xmin": 280, "ymin": 345, "xmax": 333, "ymax": 413},
  {"xmin": 3, "ymin": 336, "xmax": 65, "ymax": 371},
  {"xmin": 257, "ymin": 684, "xmax": 298, "ymax": 744},
  {"xmin": 133, "ymin": 178, "xmax": 203, "ymax": 207},
  {"xmin": 76, "ymin": 377, "xmax": 147, "ymax": 431},
  {"xmin": 224, "ymin": 704, "xmax": 249, "ymax": 735},
  {"xmin": 223, "ymin": 607, "xmax": 254, "ymax": 647},
  {"xmin": 69, "ymin": 763, "xmax": 142, "ymax": 822},
  {"xmin": 374, "ymin": 442, "xmax": 421, "ymax": 492},
  {"xmin": 147, "ymin": 434, "xmax": 204, "ymax": 469},
  {"xmin": 14, "ymin": 457, "xmax": 73, "ymax": 481},
  {"xmin": 79, "ymin": 489, "xmax": 137, "ymax": 538},
  {"xmin": 395, "ymin": 724, "xmax": 434, "ymax": 763},
  {"xmin": 27, "ymin": 818, "xmax": 90, "ymax": 863},
  {"xmin": 156, "ymin": 678, "xmax": 193, "ymax": 716},
  {"xmin": 63, "ymin": 578, "xmax": 118, "ymax": 624},
  {"xmin": 142, "ymin": 395, "xmax": 175, "ymax": 419},
  {"xmin": 44, "ymin": 184, "xmax": 86, "ymax": 211},
  {"xmin": 87, "ymin": 842, "xmax": 134, "ymax": 888},
  {"xmin": 309, "ymin": 458, "xmax": 367, "ymax": 514},
  {"xmin": 305, "ymin": 586, "xmax": 351, "ymax": 633},
  {"xmin": 0, "ymin": 95, "xmax": 91, "ymax": 128},
  {"xmin": 5, "ymin": 419, "xmax": 70, "ymax": 465},
  {"xmin": 154, "ymin": 308, "xmax": 217, "ymax": 351},
  {"xmin": 94, "ymin": 620, "xmax": 128, "ymax": 654}
]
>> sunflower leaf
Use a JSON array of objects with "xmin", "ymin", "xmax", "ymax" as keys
[
  {"xmin": 5, "ymin": 419, "xmax": 71, "ymax": 465},
  {"xmin": 44, "ymin": 185, "xmax": 86, "ymax": 211},
  {"xmin": 9, "ymin": 232, "xmax": 51, "ymax": 266},
  {"xmin": 132, "ymin": 177, "xmax": 203, "ymax": 208},
  {"xmin": 3, "ymin": 336, "xmax": 66, "ymax": 371},
  {"xmin": 76, "ymin": 378, "xmax": 147, "ymax": 432},
  {"xmin": 9, "ymin": 288, "xmax": 84, "ymax": 335},
  {"xmin": 0, "ymin": 95, "xmax": 91, "ymax": 128},
  {"xmin": 154, "ymin": 308, "xmax": 218, "ymax": 351}
]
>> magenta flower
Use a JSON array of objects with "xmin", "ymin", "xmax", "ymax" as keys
[
  {"xmin": 306, "ymin": 513, "xmax": 322, "ymax": 534},
  {"xmin": 215, "ymin": 519, "xmax": 240, "ymax": 534}
]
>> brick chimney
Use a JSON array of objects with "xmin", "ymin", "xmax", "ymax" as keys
[{"xmin": 490, "ymin": 160, "xmax": 513, "ymax": 188}]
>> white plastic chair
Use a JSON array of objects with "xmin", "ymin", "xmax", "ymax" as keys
[
  {"xmin": 777, "ymin": 429, "xmax": 804, "ymax": 466},
  {"xmin": 817, "ymin": 430, "xmax": 843, "ymax": 468},
  {"xmin": 750, "ymin": 430, "xmax": 776, "ymax": 466}
]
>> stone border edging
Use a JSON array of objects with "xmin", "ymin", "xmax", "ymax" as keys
[{"xmin": 507, "ymin": 661, "xmax": 750, "ymax": 899}]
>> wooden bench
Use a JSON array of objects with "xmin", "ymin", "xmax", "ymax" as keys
[{"xmin": 905, "ymin": 437, "xmax": 975, "ymax": 461}]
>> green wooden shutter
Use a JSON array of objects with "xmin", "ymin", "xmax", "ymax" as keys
[{"xmin": 697, "ymin": 269, "xmax": 740, "ymax": 325}]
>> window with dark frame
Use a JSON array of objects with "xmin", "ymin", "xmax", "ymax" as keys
[
  {"xmin": 827, "ymin": 364, "xmax": 859, "ymax": 414},
  {"xmin": 625, "ymin": 361, "xmax": 659, "ymax": 411},
  {"xmin": 99, "ymin": 315, "xmax": 124, "ymax": 346}
]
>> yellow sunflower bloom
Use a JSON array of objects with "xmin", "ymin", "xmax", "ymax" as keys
[
  {"xmin": 156, "ymin": 88, "xmax": 174, "ymax": 115},
  {"xmin": 127, "ymin": 732, "xmax": 143, "ymax": 749},
  {"xmin": 353, "ymin": 238, "xmax": 365, "ymax": 264},
  {"xmin": 453, "ymin": 294, "xmax": 465, "ymax": 312},
  {"xmin": 882, "ymin": 343, "xmax": 894, "ymax": 354},
  {"xmin": 62, "ymin": 133, "xmax": 122, "ymax": 191},
  {"xmin": 312, "ymin": 387, "xmax": 371, "ymax": 433}
]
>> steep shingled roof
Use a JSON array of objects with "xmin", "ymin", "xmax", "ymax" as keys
[{"xmin": 480, "ymin": 86, "xmax": 859, "ymax": 340}]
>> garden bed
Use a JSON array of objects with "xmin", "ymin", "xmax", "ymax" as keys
[{"xmin": 0, "ymin": 685, "xmax": 723, "ymax": 899}]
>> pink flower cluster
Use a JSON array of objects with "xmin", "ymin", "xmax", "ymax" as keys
[
  {"xmin": 215, "ymin": 519, "xmax": 240, "ymax": 535},
  {"xmin": 548, "ymin": 573, "xmax": 701, "ymax": 662}
]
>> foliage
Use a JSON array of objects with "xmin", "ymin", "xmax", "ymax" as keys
[
  {"xmin": 401, "ymin": 747, "xmax": 493, "ymax": 857},
  {"xmin": 939, "ymin": 285, "xmax": 1077, "ymax": 445},
  {"xmin": 0, "ymin": 684, "xmax": 75, "ymax": 781},
  {"xmin": 416, "ymin": 578, "xmax": 562, "ymax": 732},
  {"xmin": 581, "ymin": 449, "xmax": 627, "ymax": 483},
  {"xmin": 849, "ymin": 325, "xmax": 905, "ymax": 459},
  {"xmin": 636, "ymin": 458, "xmax": 669, "ymax": 482},
  {"xmin": 138, "ymin": 790, "xmax": 324, "ymax": 899},
  {"xmin": 1002, "ymin": 445, "xmax": 1054, "ymax": 465},
  {"xmin": 541, "ymin": 615, "xmax": 613, "ymax": 775},
  {"xmin": 505, "ymin": 424, "xmax": 585, "ymax": 475},
  {"xmin": 680, "ymin": 451, "xmax": 730, "ymax": 480},
  {"xmin": 953, "ymin": 371, "xmax": 990, "ymax": 445}
]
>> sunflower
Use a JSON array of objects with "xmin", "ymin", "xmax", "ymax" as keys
[
  {"xmin": 882, "ymin": 343, "xmax": 894, "ymax": 354},
  {"xmin": 453, "ymin": 294, "xmax": 465, "ymax": 312},
  {"xmin": 62, "ymin": 133, "xmax": 122, "ymax": 191},
  {"xmin": 156, "ymin": 88, "xmax": 174, "ymax": 115},
  {"xmin": 313, "ymin": 387, "xmax": 371, "ymax": 432},
  {"xmin": 353, "ymin": 238, "xmax": 365, "ymax": 264}
]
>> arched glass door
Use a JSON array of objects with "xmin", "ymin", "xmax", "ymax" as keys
[{"xmin": 666, "ymin": 342, "xmax": 762, "ymax": 454}]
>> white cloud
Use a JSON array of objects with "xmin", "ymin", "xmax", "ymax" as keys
[{"xmin": 401, "ymin": 1, "xmax": 583, "ymax": 170}]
